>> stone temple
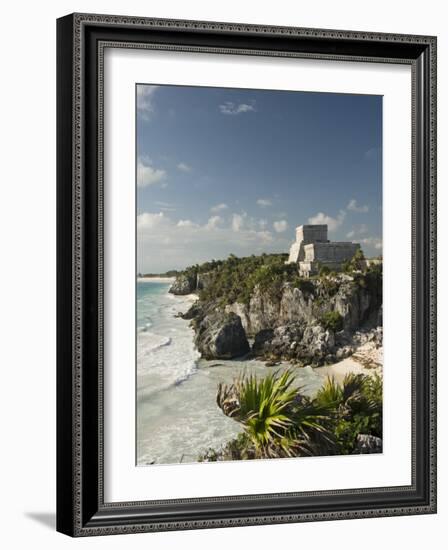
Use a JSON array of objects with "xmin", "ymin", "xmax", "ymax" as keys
[{"xmin": 287, "ymin": 224, "xmax": 360, "ymax": 277}]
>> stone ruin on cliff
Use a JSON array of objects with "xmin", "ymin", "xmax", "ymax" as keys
[{"xmin": 287, "ymin": 224, "xmax": 360, "ymax": 277}]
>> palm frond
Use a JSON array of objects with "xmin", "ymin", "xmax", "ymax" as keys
[{"xmin": 314, "ymin": 376, "xmax": 343, "ymax": 408}]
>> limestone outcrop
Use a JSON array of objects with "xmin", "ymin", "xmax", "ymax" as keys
[
  {"xmin": 169, "ymin": 271, "xmax": 213, "ymax": 295},
  {"xmin": 224, "ymin": 272, "xmax": 381, "ymax": 337},
  {"xmin": 252, "ymin": 322, "xmax": 335, "ymax": 365},
  {"xmin": 175, "ymin": 264, "xmax": 382, "ymax": 362},
  {"xmin": 192, "ymin": 310, "xmax": 250, "ymax": 360},
  {"xmin": 168, "ymin": 273, "xmax": 197, "ymax": 295},
  {"xmin": 355, "ymin": 434, "xmax": 383, "ymax": 454}
]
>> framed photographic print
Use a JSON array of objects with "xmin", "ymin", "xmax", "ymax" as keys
[{"xmin": 56, "ymin": 13, "xmax": 437, "ymax": 536}]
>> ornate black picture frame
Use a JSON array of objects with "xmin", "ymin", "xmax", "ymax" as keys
[{"xmin": 56, "ymin": 13, "xmax": 437, "ymax": 537}]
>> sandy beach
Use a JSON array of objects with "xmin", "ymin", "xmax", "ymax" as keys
[{"xmin": 315, "ymin": 340, "xmax": 382, "ymax": 384}]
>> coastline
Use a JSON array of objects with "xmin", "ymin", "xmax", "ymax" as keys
[
  {"xmin": 315, "ymin": 340, "xmax": 382, "ymax": 383},
  {"xmin": 200, "ymin": 343, "xmax": 382, "ymax": 392},
  {"xmin": 137, "ymin": 282, "xmax": 206, "ymax": 465},
  {"xmin": 198, "ymin": 357, "xmax": 325, "ymax": 396},
  {"xmin": 137, "ymin": 282, "xmax": 382, "ymax": 464},
  {"xmin": 137, "ymin": 276, "xmax": 176, "ymax": 283}
]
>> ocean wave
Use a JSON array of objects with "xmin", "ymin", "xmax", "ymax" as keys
[
  {"xmin": 137, "ymin": 331, "xmax": 200, "ymax": 395},
  {"xmin": 137, "ymin": 281, "xmax": 200, "ymax": 399},
  {"xmin": 138, "ymin": 332, "xmax": 172, "ymax": 353},
  {"xmin": 137, "ymin": 360, "xmax": 199, "ymax": 402},
  {"xmin": 138, "ymin": 321, "xmax": 153, "ymax": 333}
]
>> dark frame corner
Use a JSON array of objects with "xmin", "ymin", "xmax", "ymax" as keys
[{"xmin": 57, "ymin": 13, "xmax": 437, "ymax": 537}]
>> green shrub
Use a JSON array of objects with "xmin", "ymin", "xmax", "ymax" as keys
[
  {"xmin": 321, "ymin": 276, "xmax": 339, "ymax": 296},
  {"xmin": 314, "ymin": 373, "xmax": 383, "ymax": 454},
  {"xmin": 353, "ymin": 268, "xmax": 382, "ymax": 312},
  {"xmin": 353, "ymin": 248, "xmax": 365, "ymax": 261},
  {"xmin": 342, "ymin": 248, "xmax": 366, "ymax": 273},
  {"xmin": 184, "ymin": 252, "xmax": 294, "ymax": 305},
  {"xmin": 198, "ymin": 433, "xmax": 254, "ymax": 462},
  {"xmin": 293, "ymin": 278, "xmax": 315, "ymax": 295},
  {"xmin": 208, "ymin": 371, "xmax": 383, "ymax": 460},
  {"xmin": 319, "ymin": 311, "xmax": 343, "ymax": 332},
  {"xmin": 177, "ymin": 251, "xmax": 367, "ymax": 307},
  {"xmin": 342, "ymin": 260, "xmax": 351, "ymax": 273}
]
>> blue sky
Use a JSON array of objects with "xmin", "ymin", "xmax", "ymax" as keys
[{"xmin": 136, "ymin": 84, "xmax": 382, "ymax": 273}]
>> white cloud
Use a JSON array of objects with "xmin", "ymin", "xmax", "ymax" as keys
[
  {"xmin": 341, "ymin": 228, "xmax": 382, "ymax": 255},
  {"xmin": 177, "ymin": 219, "xmax": 197, "ymax": 228},
  {"xmin": 137, "ymin": 158, "xmax": 166, "ymax": 188},
  {"xmin": 273, "ymin": 220, "xmax": 288, "ymax": 233},
  {"xmin": 137, "ymin": 212, "xmax": 168, "ymax": 229},
  {"xmin": 137, "ymin": 85, "xmax": 158, "ymax": 120},
  {"xmin": 346, "ymin": 224, "xmax": 368, "ymax": 239},
  {"xmin": 210, "ymin": 203, "xmax": 228, "ymax": 213},
  {"xmin": 230, "ymin": 212, "xmax": 276, "ymax": 235},
  {"xmin": 206, "ymin": 215, "xmax": 223, "ymax": 229},
  {"xmin": 177, "ymin": 162, "xmax": 192, "ymax": 173},
  {"xmin": 347, "ymin": 199, "xmax": 369, "ymax": 213},
  {"xmin": 256, "ymin": 231, "xmax": 275, "ymax": 245},
  {"xmin": 256, "ymin": 198, "xmax": 272, "ymax": 208},
  {"xmin": 232, "ymin": 213, "xmax": 245, "ymax": 232},
  {"xmin": 360, "ymin": 237, "xmax": 383, "ymax": 250},
  {"xmin": 308, "ymin": 210, "xmax": 346, "ymax": 232},
  {"xmin": 137, "ymin": 211, "xmax": 280, "ymax": 272},
  {"xmin": 219, "ymin": 101, "xmax": 256, "ymax": 115}
]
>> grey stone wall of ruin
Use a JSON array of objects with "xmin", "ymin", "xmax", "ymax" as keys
[
  {"xmin": 304, "ymin": 242, "xmax": 360, "ymax": 262},
  {"xmin": 287, "ymin": 224, "xmax": 362, "ymax": 271},
  {"xmin": 287, "ymin": 242, "xmax": 302, "ymax": 263},
  {"xmin": 296, "ymin": 224, "xmax": 328, "ymax": 244},
  {"xmin": 288, "ymin": 224, "xmax": 330, "ymax": 263}
]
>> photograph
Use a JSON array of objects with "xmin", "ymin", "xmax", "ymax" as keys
[
  {"xmin": 136, "ymin": 84, "xmax": 383, "ymax": 466},
  {"xmin": 54, "ymin": 8, "xmax": 437, "ymax": 538}
]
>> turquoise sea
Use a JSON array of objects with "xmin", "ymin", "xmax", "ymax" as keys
[{"xmin": 136, "ymin": 280, "xmax": 325, "ymax": 465}]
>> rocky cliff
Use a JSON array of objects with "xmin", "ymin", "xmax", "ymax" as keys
[
  {"xmin": 169, "ymin": 271, "xmax": 214, "ymax": 295},
  {"xmin": 192, "ymin": 310, "xmax": 250, "ymax": 359},
  {"xmin": 225, "ymin": 272, "xmax": 381, "ymax": 336},
  {"xmin": 171, "ymin": 259, "xmax": 382, "ymax": 364}
]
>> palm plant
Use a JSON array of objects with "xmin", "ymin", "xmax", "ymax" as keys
[
  {"xmin": 217, "ymin": 369, "xmax": 335, "ymax": 458},
  {"xmin": 287, "ymin": 399, "xmax": 337, "ymax": 457},
  {"xmin": 314, "ymin": 376, "xmax": 344, "ymax": 408},
  {"xmin": 315, "ymin": 373, "xmax": 369, "ymax": 413},
  {"xmin": 361, "ymin": 373, "xmax": 383, "ymax": 411},
  {"xmin": 314, "ymin": 373, "xmax": 383, "ymax": 453},
  {"xmin": 218, "ymin": 370, "xmax": 297, "ymax": 450},
  {"xmin": 214, "ymin": 370, "xmax": 383, "ymax": 460},
  {"xmin": 239, "ymin": 371, "xmax": 296, "ymax": 457}
]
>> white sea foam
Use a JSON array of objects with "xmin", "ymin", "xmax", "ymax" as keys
[
  {"xmin": 137, "ymin": 332, "xmax": 171, "ymax": 353},
  {"xmin": 137, "ymin": 285, "xmax": 200, "ymax": 395}
]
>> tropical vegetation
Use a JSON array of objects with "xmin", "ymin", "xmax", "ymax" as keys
[
  {"xmin": 198, "ymin": 369, "xmax": 382, "ymax": 461},
  {"xmin": 177, "ymin": 251, "xmax": 380, "ymax": 307}
]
